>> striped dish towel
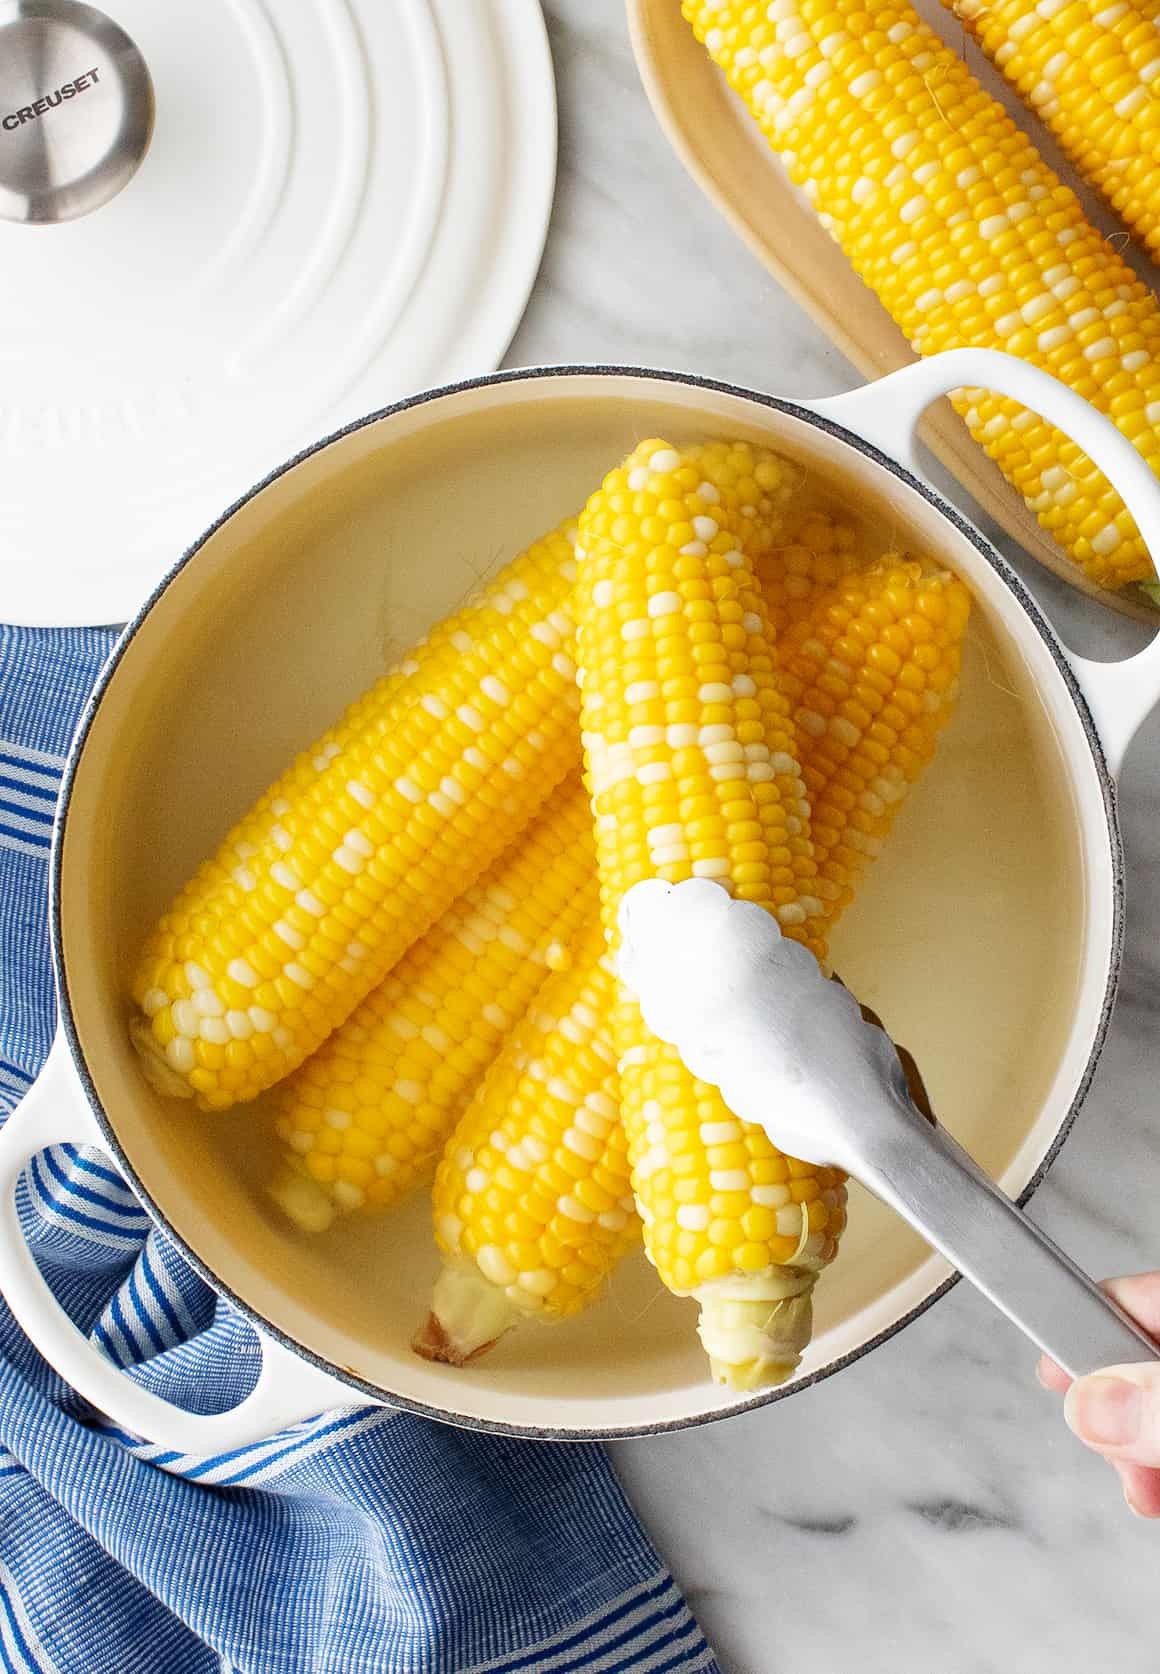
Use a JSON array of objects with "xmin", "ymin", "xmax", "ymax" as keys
[{"xmin": 0, "ymin": 624, "xmax": 720, "ymax": 1674}]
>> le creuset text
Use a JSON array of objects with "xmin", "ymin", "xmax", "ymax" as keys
[{"xmin": 2, "ymin": 68, "xmax": 101, "ymax": 133}]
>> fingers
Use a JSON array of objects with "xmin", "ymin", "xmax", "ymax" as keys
[
  {"xmin": 1037, "ymin": 1354, "xmax": 1071, "ymax": 1395},
  {"xmin": 1036, "ymin": 1275, "xmax": 1160, "ymax": 1505},
  {"xmin": 1112, "ymin": 1460, "xmax": 1160, "ymax": 1520},
  {"xmin": 1035, "ymin": 1273, "xmax": 1160, "ymax": 1394},
  {"xmin": 1064, "ymin": 1363, "xmax": 1160, "ymax": 1468},
  {"xmin": 1040, "ymin": 1362, "xmax": 1160, "ymax": 1514}
]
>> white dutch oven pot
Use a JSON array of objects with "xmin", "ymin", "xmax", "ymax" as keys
[{"xmin": 3, "ymin": 348, "xmax": 1160, "ymax": 1450}]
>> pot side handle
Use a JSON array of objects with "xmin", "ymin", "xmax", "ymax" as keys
[
  {"xmin": 800, "ymin": 347, "xmax": 1160, "ymax": 778},
  {"xmin": 0, "ymin": 1033, "xmax": 369, "ymax": 1453}
]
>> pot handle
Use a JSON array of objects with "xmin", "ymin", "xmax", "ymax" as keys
[
  {"xmin": 800, "ymin": 347, "xmax": 1160, "ymax": 777},
  {"xmin": 0, "ymin": 1033, "xmax": 370, "ymax": 1453}
]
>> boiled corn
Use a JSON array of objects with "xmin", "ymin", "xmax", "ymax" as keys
[
  {"xmin": 947, "ymin": 0, "xmax": 1160, "ymax": 261},
  {"xmin": 263, "ymin": 441, "xmax": 795, "ymax": 1211},
  {"xmin": 418, "ymin": 457, "xmax": 841, "ymax": 1362},
  {"xmin": 420, "ymin": 507, "xmax": 969, "ymax": 1367},
  {"xmin": 269, "ymin": 778, "xmax": 597, "ymax": 1230},
  {"xmin": 576, "ymin": 438, "xmax": 841, "ymax": 1389},
  {"xmin": 415, "ymin": 919, "xmax": 635, "ymax": 1363},
  {"xmin": 684, "ymin": 0, "xmax": 1160, "ymax": 589},
  {"xmin": 758, "ymin": 508, "xmax": 867, "ymax": 639},
  {"xmin": 130, "ymin": 521, "xmax": 583, "ymax": 1109},
  {"xmin": 781, "ymin": 557, "xmax": 971, "ymax": 922}
]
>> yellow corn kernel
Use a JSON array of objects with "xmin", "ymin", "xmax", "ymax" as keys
[
  {"xmin": 130, "ymin": 520, "xmax": 583, "ymax": 1109},
  {"xmin": 415, "ymin": 922, "xmax": 637, "ymax": 1364},
  {"xmin": 269, "ymin": 780, "xmax": 598, "ymax": 1230},
  {"xmin": 576, "ymin": 438, "xmax": 842, "ymax": 1390},
  {"xmin": 757, "ymin": 508, "xmax": 867, "ymax": 638},
  {"xmin": 684, "ymin": 0, "xmax": 1160, "ymax": 590},
  {"xmin": 946, "ymin": 0, "xmax": 1160, "ymax": 263},
  {"xmin": 778, "ymin": 558, "xmax": 971, "ymax": 920},
  {"xmin": 412, "ymin": 507, "xmax": 962, "ymax": 1365}
]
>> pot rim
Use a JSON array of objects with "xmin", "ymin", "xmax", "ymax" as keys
[{"xmin": 49, "ymin": 363, "xmax": 1125, "ymax": 1440}]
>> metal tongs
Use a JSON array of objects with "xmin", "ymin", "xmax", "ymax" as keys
[{"xmin": 619, "ymin": 879, "xmax": 1160, "ymax": 1378}]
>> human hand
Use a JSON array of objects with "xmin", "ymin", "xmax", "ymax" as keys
[{"xmin": 1039, "ymin": 1272, "xmax": 1160, "ymax": 1518}]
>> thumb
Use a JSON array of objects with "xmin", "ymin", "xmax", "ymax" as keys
[{"xmin": 1065, "ymin": 1364, "xmax": 1160, "ymax": 1468}]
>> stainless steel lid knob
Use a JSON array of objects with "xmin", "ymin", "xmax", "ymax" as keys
[{"xmin": 0, "ymin": 0, "xmax": 153, "ymax": 224}]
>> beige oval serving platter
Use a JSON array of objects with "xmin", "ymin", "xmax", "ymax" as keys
[{"xmin": 627, "ymin": 0, "xmax": 1158, "ymax": 622}]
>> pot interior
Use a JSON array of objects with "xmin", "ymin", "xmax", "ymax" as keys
[{"xmin": 58, "ymin": 373, "xmax": 1107, "ymax": 1433}]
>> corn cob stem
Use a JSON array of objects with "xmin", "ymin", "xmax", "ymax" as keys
[
  {"xmin": 130, "ymin": 521, "xmax": 583, "ymax": 1108},
  {"xmin": 695, "ymin": 1272, "xmax": 819, "ymax": 1388},
  {"xmin": 684, "ymin": 0, "xmax": 1160, "ymax": 589},
  {"xmin": 413, "ymin": 1265, "xmax": 530, "ymax": 1366}
]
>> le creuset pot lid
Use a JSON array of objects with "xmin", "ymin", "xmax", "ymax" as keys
[{"xmin": 0, "ymin": 0, "xmax": 556, "ymax": 629}]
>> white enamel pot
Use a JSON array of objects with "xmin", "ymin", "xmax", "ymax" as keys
[{"xmin": 3, "ymin": 349, "xmax": 1160, "ymax": 1450}]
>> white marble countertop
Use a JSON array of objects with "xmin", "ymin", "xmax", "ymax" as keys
[{"xmin": 510, "ymin": 5, "xmax": 1160, "ymax": 1671}]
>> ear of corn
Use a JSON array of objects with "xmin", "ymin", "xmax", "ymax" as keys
[
  {"xmin": 411, "ymin": 441, "xmax": 820, "ymax": 1359},
  {"xmin": 131, "ymin": 445, "xmax": 798, "ymax": 1115},
  {"xmin": 130, "ymin": 521, "xmax": 583, "ymax": 1109},
  {"xmin": 682, "ymin": 438, "xmax": 797, "ymax": 556},
  {"xmin": 418, "ymin": 488, "xmax": 970, "ymax": 1375},
  {"xmin": 414, "ymin": 919, "xmax": 634, "ymax": 1363},
  {"xmin": 946, "ymin": 0, "xmax": 1160, "ymax": 262},
  {"xmin": 757, "ymin": 509, "xmax": 866, "ymax": 639},
  {"xmin": 575, "ymin": 439, "xmax": 846, "ymax": 1389},
  {"xmin": 268, "ymin": 777, "xmax": 598, "ymax": 1231},
  {"xmin": 256, "ymin": 440, "xmax": 796, "ymax": 1224},
  {"xmin": 781, "ymin": 557, "xmax": 971, "ymax": 923},
  {"xmin": 683, "ymin": 0, "xmax": 1160, "ymax": 591}
]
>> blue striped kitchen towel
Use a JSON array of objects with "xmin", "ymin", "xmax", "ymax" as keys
[{"xmin": 0, "ymin": 623, "xmax": 720, "ymax": 1674}]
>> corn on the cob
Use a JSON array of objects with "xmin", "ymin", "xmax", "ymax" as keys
[
  {"xmin": 130, "ymin": 522, "xmax": 584, "ymax": 1110},
  {"xmin": 946, "ymin": 0, "xmax": 1160, "ymax": 262},
  {"xmin": 575, "ymin": 439, "xmax": 847, "ymax": 1388},
  {"xmin": 268, "ymin": 778, "xmax": 597, "ymax": 1231},
  {"xmin": 781, "ymin": 557, "xmax": 971, "ymax": 922},
  {"xmin": 257, "ymin": 439, "xmax": 794, "ymax": 1213},
  {"xmin": 414, "ymin": 449, "xmax": 822, "ymax": 1364},
  {"xmin": 419, "ymin": 503, "xmax": 969, "ymax": 1370},
  {"xmin": 757, "ymin": 508, "xmax": 867, "ymax": 639},
  {"xmin": 415, "ymin": 919, "xmax": 635, "ymax": 1362},
  {"xmin": 684, "ymin": 0, "xmax": 1160, "ymax": 590},
  {"xmin": 131, "ymin": 438, "xmax": 798, "ymax": 1111}
]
